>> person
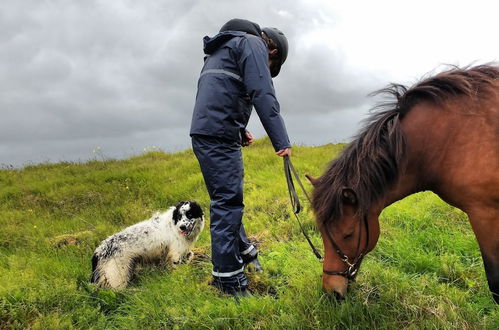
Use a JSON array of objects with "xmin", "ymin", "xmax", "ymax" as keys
[{"xmin": 190, "ymin": 18, "xmax": 291, "ymax": 296}]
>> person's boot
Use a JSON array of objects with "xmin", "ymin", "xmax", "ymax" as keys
[{"xmin": 211, "ymin": 274, "xmax": 249, "ymax": 298}]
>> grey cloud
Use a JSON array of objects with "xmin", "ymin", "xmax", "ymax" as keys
[{"xmin": 0, "ymin": 0, "xmax": 382, "ymax": 167}]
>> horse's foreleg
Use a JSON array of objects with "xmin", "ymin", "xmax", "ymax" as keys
[{"xmin": 468, "ymin": 208, "xmax": 499, "ymax": 304}]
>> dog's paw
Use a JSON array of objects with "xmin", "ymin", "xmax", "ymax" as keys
[
  {"xmin": 171, "ymin": 251, "xmax": 194, "ymax": 266},
  {"xmin": 183, "ymin": 251, "xmax": 194, "ymax": 264}
]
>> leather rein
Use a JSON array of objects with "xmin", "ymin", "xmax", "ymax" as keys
[
  {"xmin": 283, "ymin": 156, "xmax": 322, "ymax": 259},
  {"xmin": 283, "ymin": 156, "xmax": 370, "ymax": 281}
]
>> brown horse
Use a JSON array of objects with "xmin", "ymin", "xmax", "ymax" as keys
[{"xmin": 306, "ymin": 64, "xmax": 499, "ymax": 303}]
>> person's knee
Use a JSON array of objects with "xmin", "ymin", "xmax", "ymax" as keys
[
  {"xmin": 225, "ymin": 194, "xmax": 243, "ymax": 207},
  {"xmin": 212, "ymin": 191, "xmax": 243, "ymax": 208}
]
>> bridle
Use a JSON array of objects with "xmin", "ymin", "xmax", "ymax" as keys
[
  {"xmin": 283, "ymin": 155, "xmax": 370, "ymax": 281},
  {"xmin": 322, "ymin": 213, "xmax": 370, "ymax": 281}
]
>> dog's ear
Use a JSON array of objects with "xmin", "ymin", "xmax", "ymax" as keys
[
  {"xmin": 173, "ymin": 206, "xmax": 181, "ymax": 224},
  {"xmin": 188, "ymin": 201, "xmax": 204, "ymax": 218}
]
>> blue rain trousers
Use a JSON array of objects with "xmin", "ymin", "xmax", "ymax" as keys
[{"xmin": 192, "ymin": 135, "xmax": 257, "ymax": 290}]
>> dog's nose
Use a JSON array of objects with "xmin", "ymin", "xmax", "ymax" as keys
[{"xmin": 180, "ymin": 225, "xmax": 187, "ymax": 231}]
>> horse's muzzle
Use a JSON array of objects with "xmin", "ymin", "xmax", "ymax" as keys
[{"xmin": 322, "ymin": 274, "xmax": 348, "ymax": 300}]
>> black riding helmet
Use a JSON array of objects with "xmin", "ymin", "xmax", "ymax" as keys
[
  {"xmin": 219, "ymin": 19, "xmax": 289, "ymax": 77},
  {"xmin": 262, "ymin": 27, "xmax": 288, "ymax": 77}
]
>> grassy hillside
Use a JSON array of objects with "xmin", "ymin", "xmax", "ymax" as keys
[{"xmin": 0, "ymin": 138, "xmax": 497, "ymax": 329}]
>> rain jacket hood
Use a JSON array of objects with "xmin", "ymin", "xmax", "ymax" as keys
[
  {"xmin": 204, "ymin": 18, "xmax": 262, "ymax": 55},
  {"xmin": 202, "ymin": 31, "xmax": 246, "ymax": 55}
]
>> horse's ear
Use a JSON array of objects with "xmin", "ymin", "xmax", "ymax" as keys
[
  {"xmin": 305, "ymin": 174, "xmax": 319, "ymax": 187},
  {"xmin": 341, "ymin": 188, "xmax": 357, "ymax": 205}
]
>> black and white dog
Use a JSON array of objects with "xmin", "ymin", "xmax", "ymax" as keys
[{"xmin": 90, "ymin": 201, "xmax": 204, "ymax": 289}]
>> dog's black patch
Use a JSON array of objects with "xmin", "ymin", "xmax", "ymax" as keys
[
  {"xmin": 100, "ymin": 236, "xmax": 122, "ymax": 259},
  {"xmin": 187, "ymin": 201, "xmax": 204, "ymax": 219},
  {"xmin": 90, "ymin": 254, "xmax": 100, "ymax": 283},
  {"xmin": 128, "ymin": 256, "xmax": 141, "ymax": 282}
]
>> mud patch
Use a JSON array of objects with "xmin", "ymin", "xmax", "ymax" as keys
[
  {"xmin": 247, "ymin": 273, "xmax": 279, "ymax": 298},
  {"xmin": 51, "ymin": 230, "xmax": 93, "ymax": 248},
  {"xmin": 190, "ymin": 246, "xmax": 211, "ymax": 266}
]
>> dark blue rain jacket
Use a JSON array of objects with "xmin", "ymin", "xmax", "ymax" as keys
[{"xmin": 190, "ymin": 31, "xmax": 291, "ymax": 151}]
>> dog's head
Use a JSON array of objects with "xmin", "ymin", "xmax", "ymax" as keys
[{"xmin": 173, "ymin": 201, "xmax": 204, "ymax": 238}]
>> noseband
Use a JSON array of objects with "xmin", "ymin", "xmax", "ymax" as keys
[{"xmin": 322, "ymin": 214, "xmax": 370, "ymax": 281}]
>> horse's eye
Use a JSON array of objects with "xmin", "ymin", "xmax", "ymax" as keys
[{"xmin": 343, "ymin": 232, "xmax": 354, "ymax": 240}]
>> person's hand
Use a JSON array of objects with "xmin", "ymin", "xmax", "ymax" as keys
[
  {"xmin": 276, "ymin": 148, "xmax": 291, "ymax": 157},
  {"xmin": 242, "ymin": 130, "xmax": 254, "ymax": 147}
]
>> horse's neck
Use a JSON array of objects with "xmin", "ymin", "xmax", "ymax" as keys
[
  {"xmin": 373, "ymin": 108, "xmax": 441, "ymax": 213},
  {"xmin": 373, "ymin": 171, "xmax": 422, "ymax": 216}
]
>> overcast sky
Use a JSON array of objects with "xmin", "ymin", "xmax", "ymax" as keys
[{"xmin": 1, "ymin": 0, "xmax": 498, "ymax": 167}]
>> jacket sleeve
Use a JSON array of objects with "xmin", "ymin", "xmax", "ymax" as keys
[{"xmin": 237, "ymin": 35, "xmax": 291, "ymax": 151}]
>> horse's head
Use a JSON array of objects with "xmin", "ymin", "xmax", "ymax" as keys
[{"xmin": 306, "ymin": 175, "xmax": 380, "ymax": 300}]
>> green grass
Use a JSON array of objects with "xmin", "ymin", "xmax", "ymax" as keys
[{"xmin": 0, "ymin": 138, "xmax": 497, "ymax": 329}]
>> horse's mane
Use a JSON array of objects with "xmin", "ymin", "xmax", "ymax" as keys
[{"xmin": 312, "ymin": 64, "xmax": 499, "ymax": 225}]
